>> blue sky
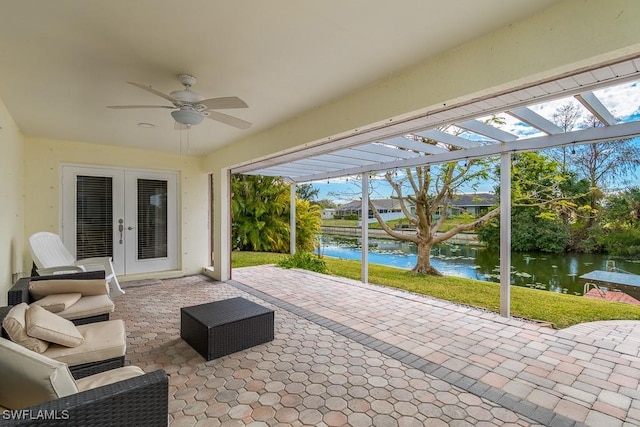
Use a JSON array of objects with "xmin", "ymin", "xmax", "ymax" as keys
[
  {"xmin": 309, "ymin": 81, "xmax": 640, "ymax": 205},
  {"xmin": 311, "ymin": 145, "xmax": 639, "ymax": 205},
  {"xmin": 311, "ymin": 169, "xmax": 495, "ymax": 204}
]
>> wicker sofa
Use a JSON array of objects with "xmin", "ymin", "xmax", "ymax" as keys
[
  {"xmin": 0, "ymin": 337, "xmax": 168, "ymax": 427},
  {"xmin": 8, "ymin": 271, "xmax": 113, "ymax": 325}
]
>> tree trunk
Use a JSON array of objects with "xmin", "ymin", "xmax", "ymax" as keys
[
  {"xmin": 587, "ymin": 192, "xmax": 597, "ymax": 228},
  {"xmin": 411, "ymin": 237, "xmax": 442, "ymax": 275}
]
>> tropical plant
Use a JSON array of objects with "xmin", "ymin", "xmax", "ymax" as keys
[
  {"xmin": 294, "ymin": 199, "xmax": 322, "ymax": 251},
  {"xmin": 231, "ymin": 175, "xmax": 321, "ymax": 253}
]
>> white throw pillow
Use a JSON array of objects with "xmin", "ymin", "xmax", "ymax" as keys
[
  {"xmin": 26, "ymin": 304, "xmax": 85, "ymax": 347},
  {"xmin": 2, "ymin": 303, "xmax": 49, "ymax": 353}
]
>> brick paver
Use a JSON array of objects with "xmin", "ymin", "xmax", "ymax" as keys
[{"xmin": 114, "ymin": 267, "xmax": 640, "ymax": 426}]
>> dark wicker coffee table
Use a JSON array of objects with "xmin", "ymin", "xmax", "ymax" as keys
[{"xmin": 180, "ymin": 297, "xmax": 274, "ymax": 361}]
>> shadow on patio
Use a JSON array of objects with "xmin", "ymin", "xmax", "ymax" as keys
[{"xmin": 116, "ymin": 266, "xmax": 640, "ymax": 427}]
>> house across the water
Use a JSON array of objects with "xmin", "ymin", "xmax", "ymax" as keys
[{"xmin": 331, "ymin": 193, "xmax": 497, "ymax": 223}]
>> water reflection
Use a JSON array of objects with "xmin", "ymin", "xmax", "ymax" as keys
[{"xmin": 318, "ymin": 235, "xmax": 640, "ymax": 295}]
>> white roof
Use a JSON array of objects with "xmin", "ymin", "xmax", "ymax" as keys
[{"xmin": 237, "ymin": 58, "xmax": 640, "ymax": 182}]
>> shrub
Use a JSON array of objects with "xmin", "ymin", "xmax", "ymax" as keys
[
  {"xmin": 597, "ymin": 228, "xmax": 640, "ymax": 257},
  {"xmin": 277, "ymin": 251, "xmax": 327, "ymax": 273},
  {"xmin": 477, "ymin": 208, "xmax": 568, "ymax": 253}
]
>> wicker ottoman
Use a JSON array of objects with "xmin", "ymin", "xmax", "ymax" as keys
[{"xmin": 180, "ymin": 297, "xmax": 274, "ymax": 361}]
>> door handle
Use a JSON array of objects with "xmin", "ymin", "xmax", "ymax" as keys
[
  {"xmin": 127, "ymin": 226, "xmax": 135, "ymax": 230},
  {"xmin": 118, "ymin": 219, "xmax": 124, "ymax": 244}
]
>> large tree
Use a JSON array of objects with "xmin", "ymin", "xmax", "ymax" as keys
[
  {"xmin": 372, "ymin": 148, "xmax": 581, "ymax": 273},
  {"xmin": 368, "ymin": 149, "xmax": 500, "ymax": 275},
  {"xmin": 549, "ymin": 105, "xmax": 640, "ymax": 229},
  {"xmin": 478, "ymin": 152, "xmax": 576, "ymax": 253},
  {"xmin": 296, "ymin": 183, "xmax": 320, "ymax": 202},
  {"xmin": 567, "ymin": 138, "xmax": 640, "ymax": 228},
  {"xmin": 551, "ymin": 103, "xmax": 581, "ymax": 173}
]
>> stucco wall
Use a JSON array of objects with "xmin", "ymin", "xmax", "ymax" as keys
[
  {"xmin": 0, "ymin": 97, "xmax": 24, "ymax": 304},
  {"xmin": 204, "ymin": 0, "xmax": 640, "ymax": 280},
  {"xmin": 23, "ymin": 137, "xmax": 208, "ymax": 280}
]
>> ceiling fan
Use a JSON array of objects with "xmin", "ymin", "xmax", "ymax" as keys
[{"xmin": 108, "ymin": 74, "xmax": 251, "ymax": 130}]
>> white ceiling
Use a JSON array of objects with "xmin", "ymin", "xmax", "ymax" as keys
[{"xmin": 0, "ymin": 0, "xmax": 559, "ymax": 155}]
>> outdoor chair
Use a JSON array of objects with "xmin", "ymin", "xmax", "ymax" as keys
[
  {"xmin": 8, "ymin": 271, "xmax": 114, "ymax": 325},
  {"xmin": 29, "ymin": 231, "xmax": 125, "ymax": 297},
  {"xmin": 0, "ymin": 337, "xmax": 168, "ymax": 427},
  {"xmin": 1, "ymin": 303, "xmax": 126, "ymax": 379}
]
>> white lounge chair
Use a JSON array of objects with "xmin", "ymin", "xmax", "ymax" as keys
[{"xmin": 28, "ymin": 231, "xmax": 125, "ymax": 297}]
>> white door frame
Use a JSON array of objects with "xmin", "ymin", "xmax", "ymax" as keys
[
  {"xmin": 124, "ymin": 169, "xmax": 178, "ymax": 274},
  {"xmin": 61, "ymin": 164, "xmax": 179, "ymax": 275}
]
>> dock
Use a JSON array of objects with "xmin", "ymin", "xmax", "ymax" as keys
[
  {"xmin": 583, "ymin": 288, "xmax": 640, "ymax": 305},
  {"xmin": 580, "ymin": 270, "xmax": 640, "ymax": 303}
]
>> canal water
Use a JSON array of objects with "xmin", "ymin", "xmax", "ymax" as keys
[{"xmin": 318, "ymin": 235, "xmax": 640, "ymax": 295}]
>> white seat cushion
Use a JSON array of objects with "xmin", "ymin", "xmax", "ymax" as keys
[
  {"xmin": 43, "ymin": 319, "xmax": 126, "ymax": 366},
  {"xmin": 31, "ymin": 292, "xmax": 82, "ymax": 313},
  {"xmin": 56, "ymin": 295, "xmax": 114, "ymax": 320},
  {"xmin": 76, "ymin": 366, "xmax": 145, "ymax": 391}
]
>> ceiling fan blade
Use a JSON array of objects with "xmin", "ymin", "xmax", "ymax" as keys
[
  {"xmin": 206, "ymin": 111, "xmax": 252, "ymax": 129},
  {"xmin": 107, "ymin": 105, "xmax": 174, "ymax": 109},
  {"xmin": 127, "ymin": 82, "xmax": 180, "ymax": 105},
  {"xmin": 199, "ymin": 96, "xmax": 248, "ymax": 110}
]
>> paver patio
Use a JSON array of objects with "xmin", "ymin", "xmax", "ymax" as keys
[{"xmin": 115, "ymin": 266, "xmax": 640, "ymax": 426}]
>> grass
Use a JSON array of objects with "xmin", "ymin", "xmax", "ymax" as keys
[
  {"xmin": 232, "ymin": 251, "xmax": 640, "ymax": 328},
  {"xmin": 322, "ymin": 219, "xmax": 359, "ymax": 227},
  {"xmin": 231, "ymin": 251, "xmax": 288, "ymax": 268},
  {"xmin": 322, "ymin": 216, "xmax": 476, "ymax": 233}
]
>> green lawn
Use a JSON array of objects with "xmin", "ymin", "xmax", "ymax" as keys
[
  {"xmin": 322, "ymin": 216, "xmax": 476, "ymax": 232},
  {"xmin": 322, "ymin": 219, "xmax": 359, "ymax": 227},
  {"xmin": 232, "ymin": 251, "xmax": 640, "ymax": 329}
]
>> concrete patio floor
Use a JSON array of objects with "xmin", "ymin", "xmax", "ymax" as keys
[{"xmin": 116, "ymin": 266, "xmax": 640, "ymax": 426}]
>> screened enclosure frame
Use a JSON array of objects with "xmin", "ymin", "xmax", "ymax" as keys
[{"xmin": 232, "ymin": 56, "xmax": 640, "ymax": 319}]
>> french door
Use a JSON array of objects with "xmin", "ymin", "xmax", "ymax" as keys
[{"xmin": 61, "ymin": 165, "xmax": 178, "ymax": 275}]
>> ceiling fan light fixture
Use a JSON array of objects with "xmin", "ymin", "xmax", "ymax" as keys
[
  {"xmin": 171, "ymin": 109, "xmax": 204, "ymax": 125},
  {"xmin": 110, "ymin": 75, "xmax": 251, "ymax": 129}
]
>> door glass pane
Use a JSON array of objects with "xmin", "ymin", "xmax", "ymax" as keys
[
  {"xmin": 138, "ymin": 179, "xmax": 168, "ymax": 259},
  {"xmin": 76, "ymin": 176, "xmax": 113, "ymax": 259}
]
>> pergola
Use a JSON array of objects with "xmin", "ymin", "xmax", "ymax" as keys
[{"xmin": 234, "ymin": 56, "xmax": 640, "ymax": 318}]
